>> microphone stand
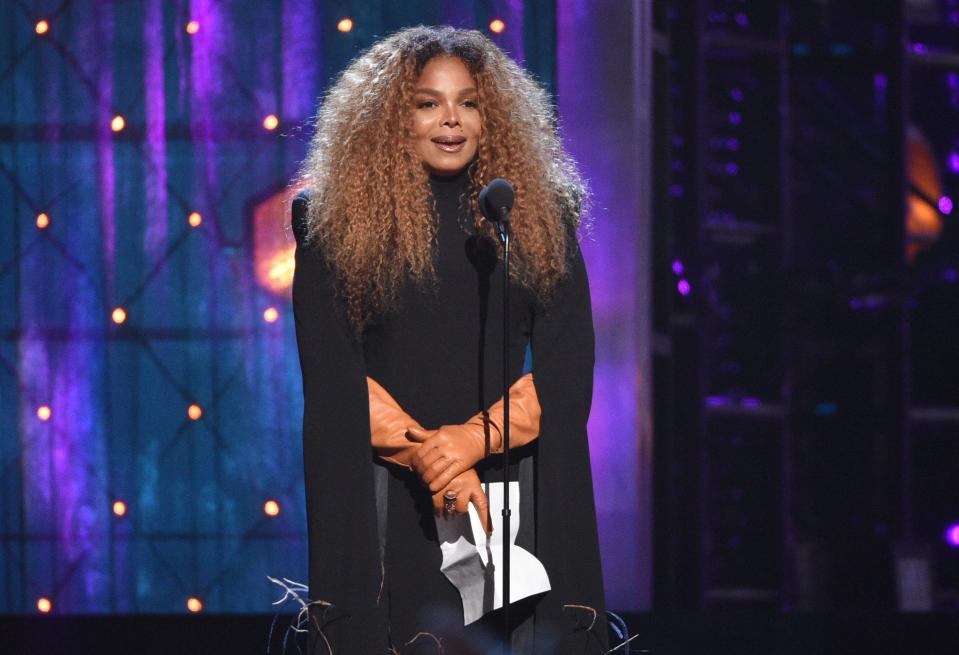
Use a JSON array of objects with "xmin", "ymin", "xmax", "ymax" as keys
[{"xmin": 496, "ymin": 206, "xmax": 512, "ymax": 655}]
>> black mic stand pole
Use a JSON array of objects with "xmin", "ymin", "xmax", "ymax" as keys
[{"xmin": 497, "ymin": 206, "xmax": 512, "ymax": 655}]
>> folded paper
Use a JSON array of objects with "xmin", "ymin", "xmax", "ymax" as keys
[{"xmin": 435, "ymin": 481, "xmax": 551, "ymax": 625}]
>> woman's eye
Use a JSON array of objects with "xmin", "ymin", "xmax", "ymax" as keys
[
  {"xmin": 463, "ymin": 100, "xmax": 478, "ymax": 108},
  {"xmin": 417, "ymin": 100, "xmax": 436, "ymax": 109}
]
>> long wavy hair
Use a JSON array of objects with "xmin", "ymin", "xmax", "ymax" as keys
[{"xmin": 298, "ymin": 25, "xmax": 586, "ymax": 330}]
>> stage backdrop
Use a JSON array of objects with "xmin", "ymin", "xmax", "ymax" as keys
[{"xmin": 0, "ymin": 0, "xmax": 648, "ymax": 613}]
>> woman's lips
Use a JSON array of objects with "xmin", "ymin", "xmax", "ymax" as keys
[{"xmin": 431, "ymin": 136, "xmax": 467, "ymax": 153}]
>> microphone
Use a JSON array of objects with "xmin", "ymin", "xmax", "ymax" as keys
[{"xmin": 479, "ymin": 178, "xmax": 515, "ymax": 225}]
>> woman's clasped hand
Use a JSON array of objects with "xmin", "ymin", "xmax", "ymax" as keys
[{"xmin": 408, "ymin": 418, "xmax": 496, "ymax": 492}]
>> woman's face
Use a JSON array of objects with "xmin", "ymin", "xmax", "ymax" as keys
[{"xmin": 410, "ymin": 56, "xmax": 481, "ymax": 176}]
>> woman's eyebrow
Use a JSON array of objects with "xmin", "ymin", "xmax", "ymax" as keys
[{"xmin": 413, "ymin": 87, "xmax": 479, "ymax": 96}]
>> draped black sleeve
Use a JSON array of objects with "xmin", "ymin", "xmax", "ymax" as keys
[
  {"xmin": 291, "ymin": 195, "xmax": 387, "ymax": 653},
  {"xmin": 530, "ymin": 238, "xmax": 609, "ymax": 653}
]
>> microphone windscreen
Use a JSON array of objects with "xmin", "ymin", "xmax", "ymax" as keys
[{"xmin": 479, "ymin": 178, "xmax": 515, "ymax": 221}]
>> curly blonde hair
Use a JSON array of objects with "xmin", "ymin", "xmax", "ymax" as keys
[{"xmin": 298, "ymin": 25, "xmax": 586, "ymax": 330}]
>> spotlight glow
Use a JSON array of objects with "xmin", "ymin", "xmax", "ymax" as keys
[
  {"xmin": 37, "ymin": 405, "xmax": 52, "ymax": 421},
  {"xmin": 337, "ymin": 18, "xmax": 353, "ymax": 33},
  {"xmin": 113, "ymin": 500, "xmax": 127, "ymax": 516},
  {"xmin": 262, "ymin": 114, "xmax": 279, "ymax": 131},
  {"xmin": 489, "ymin": 19, "xmax": 506, "ymax": 34},
  {"xmin": 939, "ymin": 196, "xmax": 953, "ymax": 215},
  {"xmin": 188, "ymin": 404, "xmax": 203, "ymax": 421},
  {"xmin": 187, "ymin": 597, "xmax": 203, "ymax": 613},
  {"xmin": 263, "ymin": 307, "xmax": 279, "ymax": 323},
  {"xmin": 671, "ymin": 260, "xmax": 684, "ymax": 275},
  {"xmin": 111, "ymin": 307, "xmax": 127, "ymax": 324},
  {"xmin": 186, "ymin": 20, "xmax": 200, "ymax": 35},
  {"xmin": 677, "ymin": 279, "xmax": 692, "ymax": 296},
  {"xmin": 35, "ymin": 20, "xmax": 49, "ymax": 35},
  {"xmin": 949, "ymin": 152, "xmax": 959, "ymax": 173},
  {"xmin": 264, "ymin": 500, "xmax": 281, "ymax": 516},
  {"xmin": 267, "ymin": 257, "xmax": 294, "ymax": 282},
  {"xmin": 947, "ymin": 524, "xmax": 959, "ymax": 547},
  {"xmin": 37, "ymin": 597, "xmax": 52, "ymax": 613},
  {"xmin": 188, "ymin": 211, "xmax": 202, "ymax": 227},
  {"xmin": 36, "ymin": 212, "xmax": 50, "ymax": 229},
  {"xmin": 253, "ymin": 190, "xmax": 297, "ymax": 295},
  {"xmin": 111, "ymin": 115, "xmax": 125, "ymax": 132}
]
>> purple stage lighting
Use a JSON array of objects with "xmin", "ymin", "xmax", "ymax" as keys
[
  {"xmin": 728, "ymin": 112, "xmax": 742, "ymax": 126},
  {"xmin": 672, "ymin": 260, "xmax": 684, "ymax": 275},
  {"xmin": 939, "ymin": 196, "xmax": 953, "ymax": 215},
  {"xmin": 946, "ymin": 524, "xmax": 959, "ymax": 547},
  {"xmin": 949, "ymin": 152, "xmax": 959, "ymax": 173},
  {"xmin": 677, "ymin": 279, "xmax": 691, "ymax": 296}
]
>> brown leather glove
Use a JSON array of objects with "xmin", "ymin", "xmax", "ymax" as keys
[
  {"xmin": 368, "ymin": 377, "xmax": 422, "ymax": 468},
  {"xmin": 433, "ymin": 468, "xmax": 492, "ymax": 534},
  {"xmin": 408, "ymin": 372, "xmax": 541, "ymax": 492}
]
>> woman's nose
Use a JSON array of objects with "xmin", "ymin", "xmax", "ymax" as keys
[{"xmin": 440, "ymin": 104, "xmax": 460, "ymax": 127}]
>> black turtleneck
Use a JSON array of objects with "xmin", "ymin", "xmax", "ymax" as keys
[{"xmin": 362, "ymin": 168, "xmax": 531, "ymax": 429}]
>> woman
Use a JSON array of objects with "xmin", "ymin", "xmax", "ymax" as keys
[{"xmin": 292, "ymin": 25, "xmax": 606, "ymax": 654}]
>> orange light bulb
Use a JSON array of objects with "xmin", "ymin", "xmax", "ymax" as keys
[
  {"xmin": 262, "ymin": 114, "xmax": 279, "ymax": 131},
  {"xmin": 489, "ymin": 19, "xmax": 506, "ymax": 34},
  {"xmin": 111, "ymin": 115, "xmax": 125, "ymax": 132},
  {"xmin": 37, "ymin": 405, "xmax": 52, "ymax": 421},
  {"xmin": 113, "ymin": 500, "xmax": 127, "ymax": 516},
  {"xmin": 337, "ymin": 18, "xmax": 353, "ymax": 33},
  {"xmin": 264, "ymin": 500, "xmax": 280, "ymax": 516},
  {"xmin": 186, "ymin": 20, "xmax": 200, "ymax": 35},
  {"xmin": 36, "ymin": 213, "xmax": 50, "ymax": 229},
  {"xmin": 187, "ymin": 597, "xmax": 203, "ymax": 612},
  {"xmin": 37, "ymin": 597, "xmax": 52, "ymax": 613},
  {"xmin": 188, "ymin": 211, "xmax": 202, "ymax": 227},
  {"xmin": 112, "ymin": 307, "xmax": 127, "ymax": 324},
  {"xmin": 188, "ymin": 404, "xmax": 203, "ymax": 420},
  {"xmin": 35, "ymin": 20, "xmax": 49, "ymax": 35}
]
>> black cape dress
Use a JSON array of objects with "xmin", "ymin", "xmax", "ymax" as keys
[{"xmin": 291, "ymin": 169, "xmax": 607, "ymax": 654}]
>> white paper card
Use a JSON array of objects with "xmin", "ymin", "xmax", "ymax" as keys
[{"xmin": 435, "ymin": 481, "xmax": 551, "ymax": 625}]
